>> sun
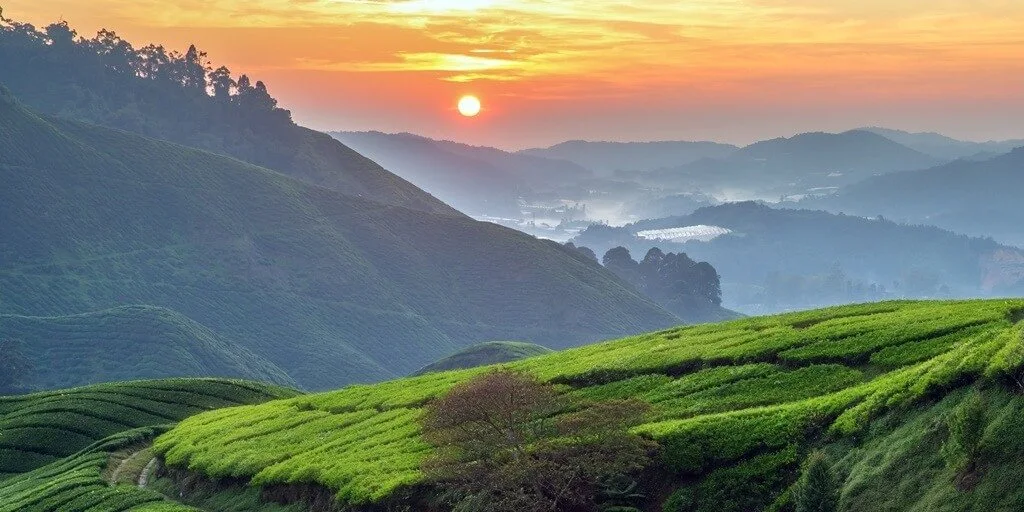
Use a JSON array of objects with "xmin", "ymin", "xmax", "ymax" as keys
[{"xmin": 457, "ymin": 95, "xmax": 481, "ymax": 117}]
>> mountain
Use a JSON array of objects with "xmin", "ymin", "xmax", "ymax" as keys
[
  {"xmin": 329, "ymin": 131, "xmax": 592, "ymax": 216},
  {"xmin": 861, "ymin": 127, "xmax": 1024, "ymax": 160},
  {"xmin": 642, "ymin": 130, "xmax": 941, "ymax": 200},
  {"xmin": 0, "ymin": 306, "xmax": 296, "ymax": 391},
  {"xmin": 519, "ymin": 140, "xmax": 739, "ymax": 176},
  {"xmin": 0, "ymin": 90, "xmax": 679, "ymax": 390},
  {"xmin": 146, "ymin": 299, "xmax": 1024, "ymax": 511},
  {"xmin": 0, "ymin": 19, "xmax": 454, "ymax": 216},
  {"xmin": 413, "ymin": 341, "xmax": 554, "ymax": 375},
  {"xmin": 0, "ymin": 378, "xmax": 296, "ymax": 508},
  {"xmin": 806, "ymin": 148, "xmax": 1024, "ymax": 248},
  {"xmin": 573, "ymin": 202, "xmax": 1024, "ymax": 313}
]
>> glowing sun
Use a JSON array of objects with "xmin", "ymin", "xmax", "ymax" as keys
[{"xmin": 457, "ymin": 95, "xmax": 481, "ymax": 117}]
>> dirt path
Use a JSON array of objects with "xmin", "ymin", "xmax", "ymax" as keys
[
  {"xmin": 106, "ymin": 445, "xmax": 156, "ymax": 488},
  {"xmin": 137, "ymin": 456, "xmax": 158, "ymax": 488}
]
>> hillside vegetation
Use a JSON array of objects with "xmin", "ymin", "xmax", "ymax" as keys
[
  {"xmin": 0, "ymin": 306, "xmax": 295, "ymax": 390},
  {"xmin": 413, "ymin": 341, "xmax": 554, "ymax": 375},
  {"xmin": 153, "ymin": 299, "xmax": 1024, "ymax": 510},
  {"xmin": 0, "ymin": 378, "xmax": 297, "ymax": 478},
  {"xmin": 0, "ymin": 16, "xmax": 454, "ymax": 216},
  {"xmin": 0, "ymin": 89, "xmax": 677, "ymax": 390}
]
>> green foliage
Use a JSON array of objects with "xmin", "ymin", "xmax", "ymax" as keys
[
  {"xmin": 0, "ymin": 306, "xmax": 295, "ymax": 391},
  {"xmin": 942, "ymin": 390, "xmax": 987, "ymax": 476},
  {"xmin": 0, "ymin": 378, "xmax": 292, "ymax": 511},
  {"xmin": 0, "ymin": 90, "xmax": 677, "ymax": 390},
  {"xmin": 663, "ymin": 446, "xmax": 799, "ymax": 512},
  {"xmin": 792, "ymin": 452, "xmax": 840, "ymax": 512},
  {"xmin": 151, "ymin": 299, "xmax": 1024, "ymax": 508},
  {"xmin": 0, "ymin": 378, "xmax": 297, "ymax": 475}
]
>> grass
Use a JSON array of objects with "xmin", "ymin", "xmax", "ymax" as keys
[
  {"xmin": 412, "ymin": 341, "xmax": 554, "ymax": 375},
  {"xmin": 0, "ymin": 305, "xmax": 296, "ymax": 390},
  {"xmin": 152, "ymin": 299, "xmax": 1024, "ymax": 509},
  {"xmin": 0, "ymin": 378, "xmax": 296, "ymax": 511},
  {"xmin": 0, "ymin": 378, "xmax": 299, "ymax": 476},
  {"xmin": 0, "ymin": 88, "xmax": 679, "ymax": 390}
]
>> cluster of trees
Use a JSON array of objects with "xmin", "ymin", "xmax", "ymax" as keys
[
  {"xmin": 422, "ymin": 370, "xmax": 655, "ymax": 511},
  {"xmin": 602, "ymin": 247, "xmax": 723, "ymax": 308},
  {"xmin": 565, "ymin": 243, "xmax": 724, "ymax": 318},
  {"xmin": 0, "ymin": 11, "xmax": 298, "ymax": 170}
]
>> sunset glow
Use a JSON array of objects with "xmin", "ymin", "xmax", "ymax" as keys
[
  {"xmin": 458, "ymin": 95, "xmax": 481, "ymax": 117},
  {"xmin": 6, "ymin": 0, "xmax": 1024, "ymax": 147}
]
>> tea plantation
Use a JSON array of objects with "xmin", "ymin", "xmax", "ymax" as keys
[
  {"xmin": 0, "ymin": 378, "xmax": 298, "ymax": 511},
  {"xmin": 152, "ymin": 299, "xmax": 1024, "ymax": 510}
]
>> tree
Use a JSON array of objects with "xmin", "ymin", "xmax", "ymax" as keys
[
  {"xmin": 422, "ymin": 370, "xmax": 655, "ymax": 512},
  {"xmin": 208, "ymin": 65, "xmax": 235, "ymax": 101},
  {"xmin": 792, "ymin": 452, "xmax": 839, "ymax": 512},
  {"xmin": 181, "ymin": 44, "xmax": 209, "ymax": 91},
  {"xmin": 0, "ymin": 338, "xmax": 33, "ymax": 393},
  {"xmin": 942, "ymin": 390, "xmax": 987, "ymax": 479}
]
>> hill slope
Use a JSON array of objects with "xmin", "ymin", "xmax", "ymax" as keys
[
  {"xmin": 573, "ymin": 202, "xmax": 1024, "ymax": 313},
  {"xmin": 860, "ymin": 127, "xmax": 1024, "ymax": 160},
  {"xmin": 519, "ymin": 140, "xmax": 739, "ymax": 176},
  {"xmin": 0, "ymin": 306, "xmax": 296, "ymax": 391},
  {"xmin": 808, "ymin": 148, "xmax": 1024, "ymax": 247},
  {"xmin": 331, "ymin": 131, "xmax": 592, "ymax": 217},
  {"xmin": 413, "ymin": 341, "xmax": 554, "ymax": 375},
  {"xmin": 153, "ymin": 299, "xmax": 1024, "ymax": 511},
  {"xmin": 642, "ymin": 130, "xmax": 940, "ymax": 201},
  {"xmin": 0, "ymin": 90, "xmax": 677, "ymax": 389},
  {"xmin": 0, "ymin": 22, "xmax": 454, "ymax": 216},
  {"xmin": 0, "ymin": 378, "xmax": 296, "ymax": 511}
]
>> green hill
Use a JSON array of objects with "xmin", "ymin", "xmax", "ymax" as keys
[
  {"xmin": 0, "ymin": 90, "xmax": 677, "ymax": 390},
  {"xmin": 0, "ymin": 306, "xmax": 295, "ymax": 390},
  {"xmin": 148, "ymin": 299, "xmax": 1024, "ymax": 511},
  {"xmin": 413, "ymin": 341, "xmax": 554, "ymax": 375},
  {"xmin": 0, "ymin": 378, "xmax": 297, "ymax": 478}
]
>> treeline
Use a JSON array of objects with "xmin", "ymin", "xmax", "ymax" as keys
[
  {"xmin": 566, "ymin": 243, "xmax": 724, "ymax": 318},
  {"xmin": 0, "ymin": 11, "xmax": 301, "ymax": 171}
]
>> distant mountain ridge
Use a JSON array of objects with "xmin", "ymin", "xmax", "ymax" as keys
[
  {"xmin": 808, "ymin": 147, "xmax": 1024, "ymax": 247},
  {"xmin": 519, "ymin": 139, "xmax": 739, "ymax": 175},
  {"xmin": 0, "ymin": 89, "xmax": 679, "ymax": 390},
  {"xmin": 330, "ymin": 130, "xmax": 592, "ymax": 216},
  {"xmin": 860, "ymin": 127, "xmax": 1024, "ymax": 160}
]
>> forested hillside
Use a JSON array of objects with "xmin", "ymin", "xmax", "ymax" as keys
[
  {"xmin": 0, "ymin": 90, "xmax": 677, "ymax": 390},
  {"xmin": 0, "ymin": 15, "xmax": 453, "ymax": 215}
]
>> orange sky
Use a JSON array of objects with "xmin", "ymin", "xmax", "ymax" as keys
[{"xmin": 6, "ymin": 0, "xmax": 1024, "ymax": 148}]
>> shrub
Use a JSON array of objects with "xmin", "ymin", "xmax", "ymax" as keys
[
  {"xmin": 942, "ymin": 390, "xmax": 987, "ymax": 478},
  {"xmin": 791, "ymin": 452, "xmax": 839, "ymax": 512},
  {"xmin": 421, "ymin": 369, "xmax": 655, "ymax": 512}
]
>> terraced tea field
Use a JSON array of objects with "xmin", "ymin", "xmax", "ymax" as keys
[
  {"xmin": 154, "ymin": 300, "xmax": 1024, "ymax": 509},
  {"xmin": 0, "ymin": 379, "xmax": 298, "ymax": 511}
]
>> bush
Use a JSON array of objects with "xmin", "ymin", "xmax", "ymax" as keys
[
  {"xmin": 942, "ymin": 390, "xmax": 987, "ymax": 477},
  {"xmin": 791, "ymin": 452, "xmax": 839, "ymax": 512}
]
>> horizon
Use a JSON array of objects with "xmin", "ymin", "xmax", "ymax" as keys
[{"xmin": 7, "ymin": 1, "xmax": 1024, "ymax": 150}]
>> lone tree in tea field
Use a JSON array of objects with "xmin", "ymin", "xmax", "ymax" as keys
[{"xmin": 421, "ymin": 369, "xmax": 655, "ymax": 512}]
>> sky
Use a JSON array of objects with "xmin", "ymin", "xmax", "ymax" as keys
[{"xmin": 7, "ymin": 0, "xmax": 1024, "ymax": 149}]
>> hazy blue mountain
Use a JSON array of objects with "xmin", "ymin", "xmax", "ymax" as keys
[
  {"xmin": 807, "ymin": 147, "xmax": 1024, "ymax": 247},
  {"xmin": 329, "ymin": 131, "xmax": 592, "ymax": 217},
  {"xmin": 637, "ymin": 130, "xmax": 941, "ymax": 201},
  {"xmin": 573, "ymin": 202, "xmax": 1024, "ymax": 313},
  {"xmin": 861, "ymin": 127, "xmax": 1024, "ymax": 160},
  {"xmin": 519, "ymin": 139, "xmax": 739, "ymax": 175}
]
